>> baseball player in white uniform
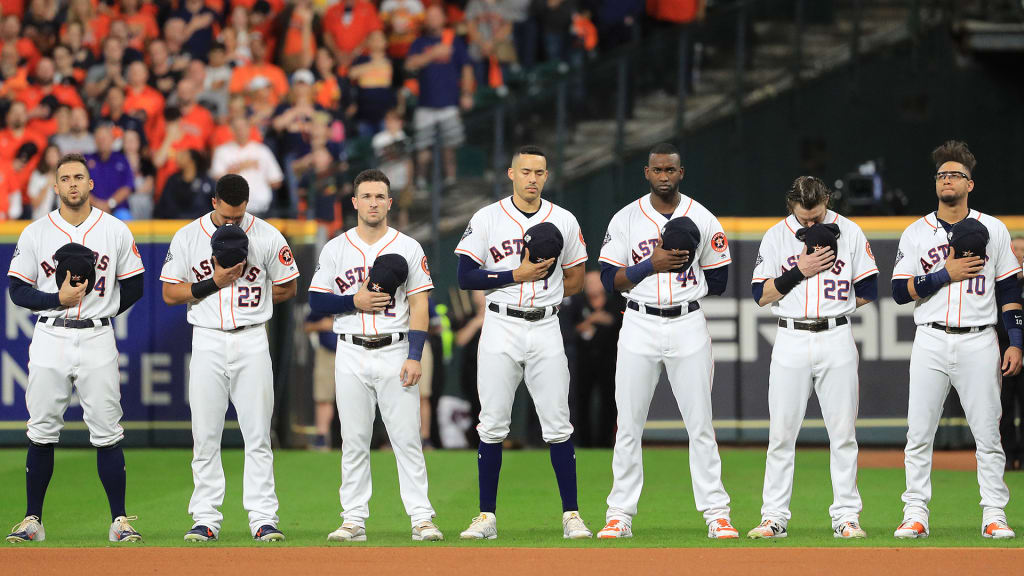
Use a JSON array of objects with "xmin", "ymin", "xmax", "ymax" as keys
[
  {"xmin": 747, "ymin": 176, "xmax": 878, "ymax": 539},
  {"xmin": 307, "ymin": 169, "xmax": 443, "ymax": 543},
  {"xmin": 456, "ymin": 145, "xmax": 592, "ymax": 540},
  {"xmin": 596, "ymin": 143, "xmax": 738, "ymax": 540},
  {"xmin": 890, "ymin": 141, "xmax": 1021, "ymax": 539},
  {"xmin": 160, "ymin": 174, "xmax": 299, "ymax": 542},
  {"xmin": 6, "ymin": 153, "xmax": 144, "ymax": 543}
]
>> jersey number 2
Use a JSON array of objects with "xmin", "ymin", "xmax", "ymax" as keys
[{"xmin": 237, "ymin": 286, "xmax": 262, "ymax": 307}]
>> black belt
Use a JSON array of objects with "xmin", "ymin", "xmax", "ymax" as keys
[
  {"xmin": 226, "ymin": 324, "xmax": 261, "ymax": 333},
  {"xmin": 779, "ymin": 316, "xmax": 849, "ymax": 333},
  {"xmin": 340, "ymin": 333, "xmax": 406, "ymax": 350},
  {"xmin": 38, "ymin": 317, "xmax": 110, "ymax": 329},
  {"xmin": 626, "ymin": 300, "xmax": 700, "ymax": 318},
  {"xmin": 927, "ymin": 323, "xmax": 990, "ymax": 335},
  {"xmin": 488, "ymin": 302, "xmax": 558, "ymax": 322}
]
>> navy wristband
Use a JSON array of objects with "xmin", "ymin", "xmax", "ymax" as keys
[
  {"xmin": 408, "ymin": 329, "xmax": 427, "ymax": 361},
  {"xmin": 624, "ymin": 258, "xmax": 654, "ymax": 284},
  {"xmin": 1004, "ymin": 309, "xmax": 1024, "ymax": 348},
  {"xmin": 913, "ymin": 268, "xmax": 951, "ymax": 299}
]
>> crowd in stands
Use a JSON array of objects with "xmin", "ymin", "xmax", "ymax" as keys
[{"xmin": 0, "ymin": 0, "xmax": 703, "ymax": 226}]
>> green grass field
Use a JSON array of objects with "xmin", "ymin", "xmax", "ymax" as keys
[{"xmin": 2, "ymin": 447, "xmax": 1023, "ymax": 548}]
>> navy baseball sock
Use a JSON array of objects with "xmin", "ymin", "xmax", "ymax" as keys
[
  {"xmin": 549, "ymin": 440, "xmax": 579, "ymax": 512},
  {"xmin": 96, "ymin": 444, "xmax": 127, "ymax": 521},
  {"xmin": 478, "ymin": 441, "xmax": 503, "ymax": 513},
  {"xmin": 25, "ymin": 442, "xmax": 55, "ymax": 520}
]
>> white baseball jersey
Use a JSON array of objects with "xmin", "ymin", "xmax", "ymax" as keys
[
  {"xmin": 455, "ymin": 197, "xmax": 587, "ymax": 308},
  {"xmin": 309, "ymin": 227, "xmax": 433, "ymax": 335},
  {"xmin": 892, "ymin": 210, "xmax": 1021, "ymax": 328},
  {"xmin": 8, "ymin": 207, "xmax": 145, "ymax": 319},
  {"xmin": 599, "ymin": 193, "xmax": 730, "ymax": 306},
  {"xmin": 159, "ymin": 212, "xmax": 300, "ymax": 329},
  {"xmin": 751, "ymin": 210, "xmax": 878, "ymax": 319}
]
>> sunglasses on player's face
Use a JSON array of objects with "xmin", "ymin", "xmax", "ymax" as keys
[{"xmin": 934, "ymin": 171, "xmax": 970, "ymax": 182}]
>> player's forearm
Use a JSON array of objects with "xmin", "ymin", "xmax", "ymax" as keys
[
  {"xmin": 162, "ymin": 280, "xmax": 216, "ymax": 306},
  {"xmin": 562, "ymin": 264, "xmax": 585, "ymax": 297},
  {"xmin": 272, "ymin": 279, "xmax": 297, "ymax": 303},
  {"xmin": 408, "ymin": 292, "xmax": 429, "ymax": 332},
  {"xmin": 8, "ymin": 277, "xmax": 61, "ymax": 311},
  {"xmin": 755, "ymin": 279, "xmax": 785, "ymax": 307}
]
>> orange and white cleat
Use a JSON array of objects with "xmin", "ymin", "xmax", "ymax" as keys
[
  {"xmin": 708, "ymin": 518, "xmax": 740, "ymax": 539},
  {"xmin": 834, "ymin": 520, "xmax": 867, "ymax": 539},
  {"xmin": 983, "ymin": 520, "xmax": 1016, "ymax": 539},
  {"xmin": 893, "ymin": 519, "xmax": 928, "ymax": 539},
  {"xmin": 596, "ymin": 519, "xmax": 632, "ymax": 539}
]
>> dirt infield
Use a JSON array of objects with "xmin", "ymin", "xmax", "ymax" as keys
[
  {"xmin": 8, "ymin": 547, "xmax": 1023, "ymax": 576},
  {"xmin": 859, "ymin": 449, "xmax": 978, "ymax": 470}
]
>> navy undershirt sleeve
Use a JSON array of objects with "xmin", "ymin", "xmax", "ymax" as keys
[
  {"xmin": 116, "ymin": 274, "xmax": 144, "ymax": 315},
  {"xmin": 457, "ymin": 254, "xmax": 515, "ymax": 290},
  {"xmin": 996, "ymin": 276, "xmax": 1022, "ymax": 308},
  {"xmin": 309, "ymin": 291, "xmax": 356, "ymax": 315},
  {"xmin": 600, "ymin": 262, "xmax": 619, "ymax": 293},
  {"xmin": 752, "ymin": 280, "xmax": 765, "ymax": 303},
  {"xmin": 8, "ymin": 276, "xmax": 61, "ymax": 311},
  {"xmin": 852, "ymin": 274, "xmax": 878, "ymax": 302},
  {"xmin": 705, "ymin": 265, "xmax": 728, "ymax": 296},
  {"xmin": 891, "ymin": 277, "xmax": 912, "ymax": 304}
]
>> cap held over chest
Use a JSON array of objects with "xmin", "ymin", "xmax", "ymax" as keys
[
  {"xmin": 210, "ymin": 224, "xmax": 249, "ymax": 268},
  {"xmin": 54, "ymin": 242, "xmax": 97, "ymax": 294},
  {"xmin": 660, "ymin": 216, "xmax": 700, "ymax": 273},
  {"xmin": 524, "ymin": 222, "xmax": 563, "ymax": 280},
  {"xmin": 368, "ymin": 253, "xmax": 409, "ymax": 297},
  {"xmin": 947, "ymin": 218, "xmax": 989, "ymax": 260}
]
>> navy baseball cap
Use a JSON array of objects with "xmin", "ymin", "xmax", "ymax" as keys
[
  {"xmin": 948, "ymin": 218, "xmax": 989, "ymax": 259},
  {"xmin": 210, "ymin": 224, "xmax": 249, "ymax": 268},
  {"xmin": 661, "ymin": 217, "xmax": 701, "ymax": 272},
  {"xmin": 368, "ymin": 253, "xmax": 409, "ymax": 297},
  {"xmin": 53, "ymin": 242, "xmax": 96, "ymax": 294},
  {"xmin": 795, "ymin": 223, "xmax": 841, "ymax": 256},
  {"xmin": 524, "ymin": 222, "xmax": 563, "ymax": 280}
]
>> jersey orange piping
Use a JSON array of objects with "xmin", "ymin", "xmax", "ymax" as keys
[
  {"xmin": 408, "ymin": 282, "xmax": 434, "ymax": 294},
  {"xmin": 8, "ymin": 270, "xmax": 34, "ymax": 283},
  {"xmin": 199, "ymin": 215, "xmax": 213, "ymax": 238},
  {"xmin": 997, "ymin": 268, "xmax": 1023, "ymax": 280},
  {"xmin": 598, "ymin": 256, "xmax": 626, "ymax": 267},
  {"xmin": 273, "ymin": 270, "xmax": 300, "ymax": 284},
  {"xmin": 853, "ymin": 268, "xmax": 879, "ymax": 282},
  {"xmin": 455, "ymin": 248, "xmax": 484, "ymax": 265},
  {"xmin": 159, "ymin": 274, "xmax": 184, "ymax": 283},
  {"xmin": 117, "ymin": 267, "xmax": 145, "ymax": 278},
  {"xmin": 563, "ymin": 255, "xmax": 587, "ymax": 268},
  {"xmin": 47, "ymin": 214, "xmax": 73, "ymax": 242},
  {"xmin": 701, "ymin": 258, "xmax": 732, "ymax": 269},
  {"xmin": 82, "ymin": 211, "xmax": 103, "ymax": 243}
]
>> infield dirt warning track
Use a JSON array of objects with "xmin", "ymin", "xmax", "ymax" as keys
[{"xmin": 7, "ymin": 547, "xmax": 1024, "ymax": 576}]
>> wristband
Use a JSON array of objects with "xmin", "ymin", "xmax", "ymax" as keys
[
  {"xmin": 624, "ymin": 258, "xmax": 654, "ymax": 285},
  {"xmin": 191, "ymin": 278, "xmax": 220, "ymax": 300},
  {"xmin": 773, "ymin": 266, "xmax": 805, "ymax": 295},
  {"xmin": 913, "ymin": 268, "xmax": 951, "ymax": 299},
  {"xmin": 408, "ymin": 330, "xmax": 428, "ymax": 361},
  {"xmin": 1004, "ymin": 309, "xmax": 1024, "ymax": 349}
]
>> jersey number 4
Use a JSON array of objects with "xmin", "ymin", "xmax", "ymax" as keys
[{"xmin": 237, "ymin": 286, "xmax": 263, "ymax": 307}]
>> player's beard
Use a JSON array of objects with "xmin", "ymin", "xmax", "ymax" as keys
[
  {"xmin": 938, "ymin": 187, "xmax": 966, "ymax": 206},
  {"xmin": 58, "ymin": 189, "xmax": 89, "ymax": 209},
  {"xmin": 650, "ymin": 181, "xmax": 680, "ymax": 200}
]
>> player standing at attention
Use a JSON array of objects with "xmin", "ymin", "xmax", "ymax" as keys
[
  {"xmin": 747, "ymin": 176, "xmax": 877, "ymax": 539},
  {"xmin": 6, "ymin": 153, "xmax": 145, "ymax": 543},
  {"xmin": 160, "ymin": 174, "xmax": 300, "ymax": 542},
  {"xmin": 596, "ymin": 142, "xmax": 738, "ymax": 540},
  {"xmin": 308, "ymin": 169, "xmax": 443, "ymax": 543},
  {"xmin": 891, "ymin": 141, "xmax": 1021, "ymax": 540},
  {"xmin": 456, "ymin": 145, "xmax": 592, "ymax": 540}
]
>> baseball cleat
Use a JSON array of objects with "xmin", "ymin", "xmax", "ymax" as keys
[
  {"xmin": 184, "ymin": 525, "xmax": 217, "ymax": 542},
  {"xmin": 834, "ymin": 520, "xmax": 867, "ymax": 539},
  {"xmin": 459, "ymin": 512, "xmax": 497, "ymax": 540},
  {"xmin": 562, "ymin": 511, "xmax": 592, "ymax": 539},
  {"xmin": 109, "ymin": 515, "xmax": 142, "ymax": 542},
  {"xmin": 707, "ymin": 518, "xmax": 740, "ymax": 539},
  {"xmin": 412, "ymin": 521, "xmax": 444, "ymax": 541},
  {"xmin": 254, "ymin": 524, "xmax": 285, "ymax": 541},
  {"xmin": 983, "ymin": 520, "xmax": 1016, "ymax": 539},
  {"xmin": 327, "ymin": 522, "xmax": 367, "ymax": 542},
  {"xmin": 6, "ymin": 516, "xmax": 44, "ymax": 543},
  {"xmin": 597, "ymin": 519, "xmax": 632, "ymax": 539},
  {"xmin": 747, "ymin": 519, "xmax": 787, "ymax": 539},
  {"xmin": 893, "ymin": 520, "xmax": 928, "ymax": 539}
]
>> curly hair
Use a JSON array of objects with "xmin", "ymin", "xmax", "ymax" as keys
[{"xmin": 931, "ymin": 140, "xmax": 976, "ymax": 175}]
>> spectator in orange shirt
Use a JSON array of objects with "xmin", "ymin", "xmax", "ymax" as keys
[
  {"xmin": 313, "ymin": 47, "xmax": 346, "ymax": 114},
  {"xmin": 380, "ymin": 0, "xmax": 425, "ymax": 83},
  {"xmin": 124, "ymin": 60, "xmax": 167, "ymax": 149},
  {"xmin": 0, "ymin": 0, "xmax": 25, "ymax": 19},
  {"xmin": 172, "ymin": 78, "xmax": 214, "ymax": 151},
  {"xmin": 229, "ymin": 32, "xmax": 289, "ymax": 104},
  {"xmin": 273, "ymin": 0, "xmax": 320, "ymax": 74},
  {"xmin": 0, "ymin": 162, "xmax": 15, "ymax": 220},
  {"xmin": 210, "ymin": 93, "xmax": 262, "ymax": 149},
  {"xmin": 20, "ymin": 57, "xmax": 86, "ymax": 113},
  {"xmin": 53, "ymin": 44, "xmax": 87, "ymax": 89},
  {"xmin": 0, "ymin": 14, "xmax": 40, "ymax": 70},
  {"xmin": 323, "ymin": 0, "xmax": 382, "ymax": 74},
  {"xmin": 118, "ymin": 0, "xmax": 160, "ymax": 52},
  {"xmin": 63, "ymin": 0, "xmax": 109, "ymax": 57},
  {"xmin": 0, "ymin": 43, "xmax": 29, "ymax": 99},
  {"xmin": 0, "ymin": 101, "xmax": 45, "ymax": 165}
]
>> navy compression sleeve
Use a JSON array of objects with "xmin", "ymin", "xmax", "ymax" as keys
[
  {"xmin": 705, "ymin": 266, "xmax": 728, "ymax": 296},
  {"xmin": 457, "ymin": 254, "xmax": 515, "ymax": 290},
  {"xmin": 309, "ymin": 291, "xmax": 356, "ymax": 315},
  {"xmin": 8, "ymin": 276, "xmax": 61, "ymax": 311},
  {"xmin": 853, "ymin": 274, "xmax": 878, "ymax": 302},
  {"xmin": 116, "ymin": 274, "xmax": 144, "ymax": 315}
]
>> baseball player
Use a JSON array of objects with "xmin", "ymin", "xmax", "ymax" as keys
[
  {"xmin": 308, "ymin": 169, "xmax": 443, "ymax": 543},
  {"xmin": 891, "ymin": 140, "xmax": 1021, "ymax": 539},
  {"xmin": 160, "ymin": 174, "xmax": 299, "ymax": 542},
  {"xmin": 6, "ymin": 153, "xmax": 145, "ymax": 543},
  {"xmin": 747, "ymin": 176, "xmax": 878, "ymax": 539},
  {"xmin": 455, "ymin": 145, "xmax": 592, "ymax": 540},
  {"xmin": 596, "ymin": 142, "xmax": 738, "ymax": 539}
]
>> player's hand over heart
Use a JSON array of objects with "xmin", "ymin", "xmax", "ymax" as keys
[
  {"xmin": 513, "ymin": 248, "xmax": 554, "ymax": 282},
  {"xmin": 796, "ymin": 246, "xmax": 835, "ymax": 277},
  {"xmin": 353, "ymin": 282, "xmax": 392, "ymax": 312},
  {"xmin": 650, "ymin": 240, "xmax": 688, "ymax": 272},
  {"xmin": 58, "ymin": 272, "xmax": 87, "ymax": 307},
  {"xmin": 212, "ymin": 257, "xmax": 245, "ymax": 288},
  {"xmin": 400, "ymin": 359, "xmax": 422, "ymax": 388},
  {"xmin": 1003, "ymin": 346, "xmax": 1023, "ymax": 377},
  {"xmin": 944, "ymin": 253, "xmax": 985, "ymax": 282}
]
